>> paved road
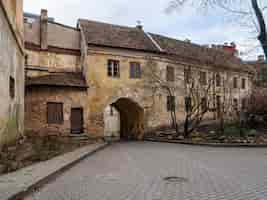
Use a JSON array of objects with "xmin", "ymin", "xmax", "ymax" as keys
[{"xmin": 25, "ymin": 142, "xmax": 267, "ymax": 200}]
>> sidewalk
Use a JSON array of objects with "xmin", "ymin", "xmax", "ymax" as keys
[{"xmin": 0, "ymin": 142, "xmax": 108, "ymax": 200}]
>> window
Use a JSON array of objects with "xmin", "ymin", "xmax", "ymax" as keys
[
  {"xmin": 47, "ymin": 103, "xmax": 63, "ymax": 124},
  {"xmin": 184, "ymin": 68, "xmax": 191, "ymax": 84},
  {"xmin": 110, "ymin": 106, "xmax": 114, "ymax": 116},
  {"xmin": 166, "ymin": 66, "xmax": 175, "ymax": 82},
  {"xmin": 233, "ymin": 99, "xmax": 238, "ymax": 111},
  {"xmin": 241, "ymin": 98, "xmax": 246, "ymax": 111},
  {"xmin": 233, "ymin": 77, "xmax": 238, "ymax": 89},
  {"xmin": 9, "ymin": 76, "xmax": 15, "ymax": 99},
  {"xmin": 107, "ymin": 60, "xmax": 120, "ymax": 78},
  {"xmin": 215, "ymin": 73, "xmax": 221, "ymax": 87},
  {"xmin": 25, "ymin": 55, "xmax": 28, "ymax": 66},
  {"xmin": 185, "ymin": 97, "xmax": 192, "ymax": 112},
  {"xmin": 201, "ymin": 97, "xmax": 208, "ymax": 112},
  {"xmin": 200, "ymin": 71, "xmax": 207, "ymax": 85},
  {"xmin": 216, "ymin": 96, "xmax": 221, "ymax": 110},
  {"xmin": 242, "ymin": 78, "xmax": 246, "ymax": 89},
  {"xmin": 130, "ymin": 62, "xmax": 141, "ymax": 79},
  {"xmin": 167, "ymin": 96, "xmax": 175, "ymax": 112}
]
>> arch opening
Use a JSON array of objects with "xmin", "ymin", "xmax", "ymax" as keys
[{"xmin": 104, "ymin": 98, "xmax": 144, "ymax": 140}]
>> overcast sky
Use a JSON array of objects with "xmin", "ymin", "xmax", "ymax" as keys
[{"xmin": 24, "ymin": 0, "xmax": 264, "ymax": 60}]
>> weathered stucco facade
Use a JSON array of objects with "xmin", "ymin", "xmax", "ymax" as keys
[
  {"xmin": 84, "ymin": 46, "xmax": 253, "ymax": 139},
  {"xmin": 25, "ymin": 86, "xmax": 88, "ymax": 136},
  {"xmin": 24, "ymin": 10, "xmax": 88, "ymax": 137},
  {"xmin": 0, "ymin": 0, "xmax": 24, "ymax": 147},
  {"xmin": 24, "ymin": 11, "xmax": 254, "ymax": 140}
]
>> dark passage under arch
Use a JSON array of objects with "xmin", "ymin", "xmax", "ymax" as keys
[{"xmin": 111, "ymin": 98, "xmax": 144, "ymax": 140}]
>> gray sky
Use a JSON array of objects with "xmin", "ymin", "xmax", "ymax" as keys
[{"xmin": 24, "ymin": 0, "xmax": 263, "ymax": 60}]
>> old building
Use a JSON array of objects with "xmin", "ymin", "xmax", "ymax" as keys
[
  {"xmin": 24, "ymin": 10, "xmax": 89, "ymax": 137},
  {"xmin": 0, "ymin": 0, "xmax": 24, "ymax": 147},
  {"xmin": 24, "ymin": 10, "xmax": 254, "ymax": 140},
  {"xmin": 246, "ymin": 55, "xmax": 266, "ymax": 86}
]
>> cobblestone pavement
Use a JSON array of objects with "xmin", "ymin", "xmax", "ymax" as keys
[{"xmin": 25, "ymin": 142, "xmax": 267, "ymax": 200}]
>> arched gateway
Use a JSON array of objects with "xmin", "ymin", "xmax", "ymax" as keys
[{"xmin": 104, "ymin": 98, "xmax": 145, "ymax": 140}]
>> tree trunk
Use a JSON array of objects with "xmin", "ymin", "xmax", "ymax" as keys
[
  {"xmin": 252, "ymin": 0, "xmax": 267, "ymax": 58},
  {"xmin": 166, "ymin": 88, "xmax": 179, "ymax": 135},
  {"xmin": 184, "ymin": 115, "xmax": 189, "ymax": 138}
]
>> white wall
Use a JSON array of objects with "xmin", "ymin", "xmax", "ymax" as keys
[{"xmin": 104, "ymin": 105, "xmax": 120, "ymax": 138}]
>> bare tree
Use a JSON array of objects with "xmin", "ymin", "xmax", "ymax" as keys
[
  {"xmin": 183, "ymin": 66, "xmax": 213, "ymax": 137},
  {"xmin": 217, "ymin": 72, "xmax": 235, "ymax": 135},
  {"xmin": 249, "ymin": 87, "xmax": 267, "ymax": 113},
  {"xmin": 144, "ymin": 56, "xmax": 215, "ymax": 137},
  {"xmin": 166, "ymin": 0, "xmax": 267, "ymax": 58},
  {"xmin": 143, "ymin": 57, "xmax": 180, "ymax": 134}
]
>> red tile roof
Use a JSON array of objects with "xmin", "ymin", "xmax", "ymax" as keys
[
  {"xmin": 78, "ymin": 19, "xmax": 159, "ymax": 52},
  {"xmin": 79, "ymin": 19, "xmax": 254, "ymax": 73}
]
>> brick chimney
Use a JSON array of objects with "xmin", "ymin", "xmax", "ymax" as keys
[
  {"xmin": 40, "ymin": 9, "xmax": 48, "ymax": 50},
  {"xmin": 222, "ymin": 42, "xmax": 237, "ymax": 56},
  {"xmin": 136, "ymin": 20, "xmax": 143, "ymax": 30}
]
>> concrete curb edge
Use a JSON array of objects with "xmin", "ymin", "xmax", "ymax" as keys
[
  {"xmin": 145, "ymin": 138, "xmax": 267, "ymax": 148},
  {"xmin": 9, "ymin": 142, "xmax": 110, "ymax": 200}
]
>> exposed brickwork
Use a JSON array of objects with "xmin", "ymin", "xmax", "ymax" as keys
[{"xmin": 25, "ymin": 87, "xmax": 88, "ymax": 137}]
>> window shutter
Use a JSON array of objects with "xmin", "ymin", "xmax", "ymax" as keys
[{"xmin": 47, "ymin": 103, "xmax": 63, "ymax": 124}]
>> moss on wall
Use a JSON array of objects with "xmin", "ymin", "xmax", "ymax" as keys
[{"xmin": 0, "ymin": 104, "xmax": 20, "ymax": 147}]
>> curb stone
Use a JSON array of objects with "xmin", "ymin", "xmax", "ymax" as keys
[
  {"xmin": 145, "ymin": 138, "xmax": 267, "ymax": 148},
  {"xmin": 0, "ymin": 142, "xmax": 110, "ymax": 200}
]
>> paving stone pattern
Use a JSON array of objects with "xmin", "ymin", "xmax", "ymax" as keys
[{"xmin": 26, "ymin": 142, "xmax": 267, "ymax": 200}]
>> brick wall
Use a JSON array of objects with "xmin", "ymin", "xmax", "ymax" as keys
[{"xmin": 25, "ymin": 87, "xmax": 89, "ymax": 137}]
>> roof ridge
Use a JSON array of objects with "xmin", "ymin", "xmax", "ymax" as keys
[
  {"xmin": 78, "ymin": 18, "xmax": 139, "ymax": 31},
  {"xmin": 145, "ymin": 32, "xmax": 164, "ymax": 52},
  {"xmin": 149, "ymin": 32, "xmax": 204, "ymax": 49}
]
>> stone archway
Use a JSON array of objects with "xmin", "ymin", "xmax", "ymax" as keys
[{"xmin": 104, "ymin": 98, "xmax": 145, "ymax": 140}]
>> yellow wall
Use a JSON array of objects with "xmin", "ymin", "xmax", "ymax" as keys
[
  {"xmin": 84, "ymin": 47, "xmax": 253, "ymax": 137},
  {"xmin": 26, "ymin": 49, "xmax": 81, "ymax": 76}
]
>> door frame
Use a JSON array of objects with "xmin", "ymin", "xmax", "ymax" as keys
[{"xmin": 71, "ymin": 107, "xmax": 84, "ymax": 134}]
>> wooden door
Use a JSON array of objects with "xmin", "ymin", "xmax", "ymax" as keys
[{"xmin": 71, "ymin": 108, "xmax": 83, "ymax": 134}]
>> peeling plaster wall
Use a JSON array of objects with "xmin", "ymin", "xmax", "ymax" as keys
[
  {"xmin": 25, "ymin": 87, "xmax": 88, "ymax": 136},
  {"xmin": 104, "ymin": 105, "xmax": 120, "ymax": 138},
  {"xmin": 26, "ymin": 49, "xmax": 81, "ymax": 77},
  {"xmin": 84, "ymin": 47, "xmax": 253, "ymax": 138},
  {"xmin": 0, "ymin": 2, "xmax": 24, "ymax": 147}
]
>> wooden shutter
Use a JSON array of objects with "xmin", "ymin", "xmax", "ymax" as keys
[{"xmin": 47, "ymin": 103, "xmax": 63, "ymax": 124}]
